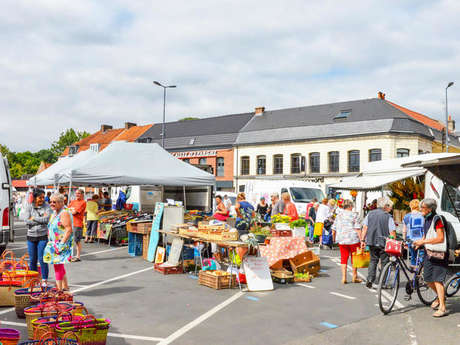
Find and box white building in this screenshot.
[234,94,460,193]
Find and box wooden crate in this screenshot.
[271,229,292,237]
[142,234,150,260]
[154,263,184,275]
[198,271,236,289]
[289,251,320,276]
[127,222,152,235]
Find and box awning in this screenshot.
[330,169,425,191]
[402,154,460,187]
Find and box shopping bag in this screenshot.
[385,238,403,257]
[313,223,323,237]
[352,248,370,268]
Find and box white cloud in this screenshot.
[1,0,459,151]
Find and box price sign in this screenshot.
[242,256,274,291]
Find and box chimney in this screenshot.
[124,122,137,129]
[377,91,386,100]
[100,124,113,133]
[255,106,265,115]
[448,115,455,132]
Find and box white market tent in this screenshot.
[330,153,455,191]
[57,141,216,187]
[27,150,98,187]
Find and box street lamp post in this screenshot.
[445,81,454,152]
[153,81,176,148]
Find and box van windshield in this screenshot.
[441,184,460,218]
[289,187,324,203]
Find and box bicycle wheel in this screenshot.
[415,262,437,305]
[378,261,400,314]
[445,274,460,298]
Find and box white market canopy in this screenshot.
[28,150,98,186]
[330,153,455,191]
[57,141,216,187]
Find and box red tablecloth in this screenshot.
[259,237,308,267]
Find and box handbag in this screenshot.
[425,215,446,260]
[352,248,370,268]
[385,238,403,257]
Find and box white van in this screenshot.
[240,180,325,216]
[1,155,13,253]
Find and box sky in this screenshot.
[1,0,459,152]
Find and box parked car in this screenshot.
[0,155,13,255]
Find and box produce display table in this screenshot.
[259,237,308,267]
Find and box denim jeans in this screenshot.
[408,244,425,267]
[27,239,49,280]
[308,224,314,242]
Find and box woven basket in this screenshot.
[14,279,53,318]
[18,331,78,345]
[32,313,85,340]
[0,272,24,307]
[24,302,73,339]
[0,328,20,345]
[56,315,110,345]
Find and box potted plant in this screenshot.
[250,226,272,243]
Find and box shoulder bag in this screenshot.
[425,216,446,260]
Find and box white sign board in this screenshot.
[242,257,274,291]
[167,238,184,266]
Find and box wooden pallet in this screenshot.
[198,271,236,289]
[154,263,184,275]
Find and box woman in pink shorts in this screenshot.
[332,199,362,284]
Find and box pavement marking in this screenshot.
[296,283,316,289]
[0,307,15,315]
[320,322,338,329]
[187,275,198,280]
[329,292,356,300]
[68,284,89,288]
[0,321,165,342]
[9,246,28,251]
[245,296,259,301]
[407,315,418,345]
[80,246,126,257]
[157,291,244,345]
[72,266,153,294]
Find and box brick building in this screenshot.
[137,113,253,191]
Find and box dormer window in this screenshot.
[90,143,100,153]
[189,138,196,145]
[69,145,79,155]
[334,110,351,120]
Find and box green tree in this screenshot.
[179,117,200,121]
[50,128,90,156]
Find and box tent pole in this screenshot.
[68,178,72,206]
[183,186,186,209]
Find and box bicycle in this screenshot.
[378,239,437,314]
[445,272,460,297]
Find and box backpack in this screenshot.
[437,215,459,263]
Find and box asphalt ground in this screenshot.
[3,220,459,345]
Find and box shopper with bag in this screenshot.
[332,199,362,284]
[21,188,51,287]
[361,197,396,289]
[413,198,448,317]
[43,193,74,291]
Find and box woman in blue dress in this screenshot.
[43,193,74,291]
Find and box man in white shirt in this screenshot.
[223,195,232,211]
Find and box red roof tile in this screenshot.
[12,180,28,188]
[113,124,153,142]
[386,100,445,132]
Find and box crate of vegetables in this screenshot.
[198,270,236,289]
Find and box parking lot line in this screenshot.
[330,292,356,300]
[72,266,153,294]
[80,246,126,257]
[0,307,15,315]
[296,283,316,289]
[158,291,244,345]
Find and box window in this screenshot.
[199,158,207,165]
[216,157,224,177]
[334,109,352,120]
[441,184,460,217]
[90,143,100,153]
[291,154,301,174]
[348,150,360,172]
[183,158,190,164]
[273,155,283,174]
[309,152,320,173]
[396,148,410,158]
[241,156,250,175]
[69,145,79,155]
[257,155,266,175]
[328,151,339,172]
[369,149,382,162]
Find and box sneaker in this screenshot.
[366,281,373,289]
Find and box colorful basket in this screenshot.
[24,302,73,339]
[32,313,85,340]
[18,331,78,345]
[14,279,54,318]
[56,315,110,345]
[0,272,24,307]
[0,328,20,345]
